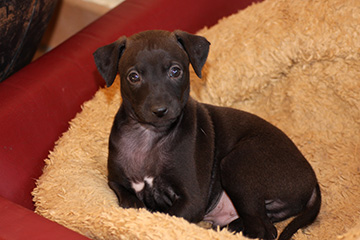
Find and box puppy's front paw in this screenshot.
[108,181,145,209]
[120,195,145,209]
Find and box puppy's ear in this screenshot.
[174,30,210,78]
[93,36,126,87]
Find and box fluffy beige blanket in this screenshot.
[33,0,360,239]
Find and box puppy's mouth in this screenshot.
[131,110,181,132]
[146,116,181,131]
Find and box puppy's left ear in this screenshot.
[174,30,210,78]
[93,36,127,87]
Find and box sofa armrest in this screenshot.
[0,196,89,240]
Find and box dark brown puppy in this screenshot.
[93,30,321,240]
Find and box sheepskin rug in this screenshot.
[32,0,360,239]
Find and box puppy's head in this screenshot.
[93,30,210,129]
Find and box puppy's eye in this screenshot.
[128,71,140,83]
[169,66,182,79]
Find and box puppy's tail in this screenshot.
[278,184,321,240]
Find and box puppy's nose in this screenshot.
[152,107,168,118]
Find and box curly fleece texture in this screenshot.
[33,0,360,239]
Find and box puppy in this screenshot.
[93,30,321,240]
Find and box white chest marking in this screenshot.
[131,181,145,193]
[144,176,154,187]
[131,176,154,193]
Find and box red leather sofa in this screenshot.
[0,0,259,238]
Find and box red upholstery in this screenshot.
[0,0,260,238]
[0,196,89,240]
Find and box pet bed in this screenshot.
[33,0,360,239]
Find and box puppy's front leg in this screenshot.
[167,190,204,223]
[109,181,144,209]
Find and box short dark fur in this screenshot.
[93,30,321,240]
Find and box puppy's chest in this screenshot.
[118,126,167,182]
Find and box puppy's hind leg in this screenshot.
[226,218,244,233]
[226,197,277,239]
[220,148,277,239]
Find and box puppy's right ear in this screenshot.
[93,36,126,87]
